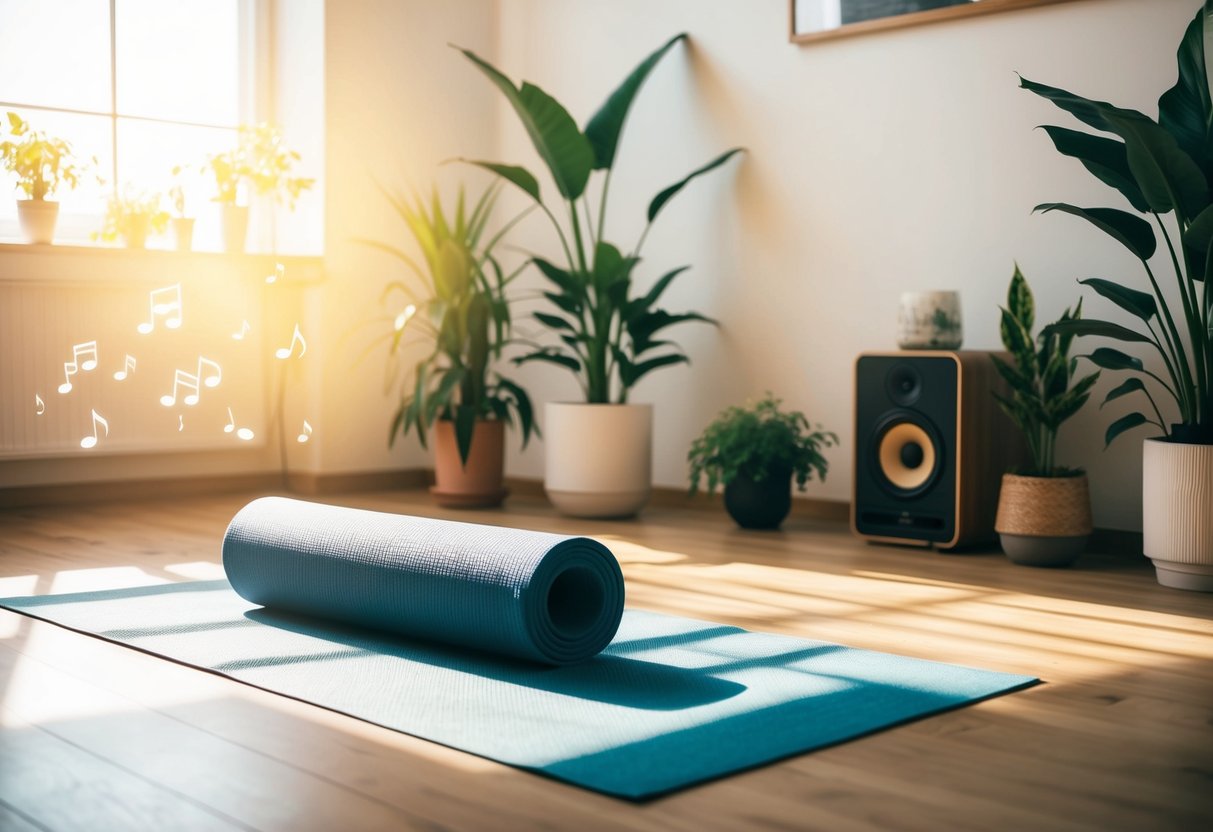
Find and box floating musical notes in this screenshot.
[266,262,284,284]
[224,407,254,441]
[58,340,99,394]
[394,304,417,331]
[275,324,307,360]
[161,368,201,407]
[35,393,45,415]
[178,414,185,432]
[297,419,313,444]
[81,409,109,449]
[197,356,222,389]
[232,319,251,340]
[113,354,137,381]
[137,284,183,334]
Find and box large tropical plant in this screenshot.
[454,34,743,403]
[364,183,535,465]
[1022,5,1212,447]
[991,265,1100,476]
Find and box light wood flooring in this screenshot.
[0,489,1210,831]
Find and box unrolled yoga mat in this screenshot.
[0,501,1038,800]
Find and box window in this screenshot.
[0,0,266,250]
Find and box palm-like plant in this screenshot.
[1022,6,1212,447]
[365,184,535,465]
[453,34,743,404]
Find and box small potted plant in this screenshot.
[94,186,170,249]
[168,165,195,251]
[688,394,836,529]
[365,182,535,508]
[1,111,84,244]
[990,265,1100,567]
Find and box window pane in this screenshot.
[0,0,112,112]
[115,0,242,125]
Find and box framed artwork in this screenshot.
[789,0,1092,44]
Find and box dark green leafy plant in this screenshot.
[991,265,1100,476]
[687,394,837,495]
[454,34,743,403]
[1022,5,1212,446]
[363,183,535,465]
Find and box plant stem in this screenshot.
[1157,214,1205,424]
[1142,254,1194,422]
[597,170,612,243]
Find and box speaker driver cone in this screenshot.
[873,416,941,495]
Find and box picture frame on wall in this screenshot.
[789,0,1091,44]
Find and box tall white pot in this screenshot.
[544,402,652,518]
[1143,438,1213,591]
[17,199,59,244]
[221,203,249,253]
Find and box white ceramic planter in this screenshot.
[221,204,249,253]
[1143,438,1213,591]
[897,290,963,350]
[544,402,652,518]
[16,199,59,244]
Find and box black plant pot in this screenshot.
[723,471,792,530]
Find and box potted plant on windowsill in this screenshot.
[1,111,84,244]
[455,33,743,518]
[168,165,195,251]
[688,394,836,530]
[364,182,536,508]
[94,187,170,249]
[990,265,1100,567]
[1022,6,1213,590]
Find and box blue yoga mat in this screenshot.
[0,500,1038,799]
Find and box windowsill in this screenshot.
[0,240,326,286]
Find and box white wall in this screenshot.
[483,0,1199,531]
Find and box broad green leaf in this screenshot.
[1103,110,1210,219]
[534,311,575,331]
[457,159,541,202]
[647,148,744,223]
[495,376,535,446]
[454,405,478,466]
[1007,264,1034,331]
[1048,372,1100,427]
[624,352,689,387]
[533,257,582,293]
[990,353,1036,398]
[626,265,691,321]
[425,367,467,425]
[1077,277,1157,320]
[1104,411,1150,447]
[543,290,582,315]
[514,349,582,372]
[1083,346,1145,371]
[1018,75,1140,134]
[999,307,1035,374]
[1158,9,1213,173]
[1038,125,1149,212]
[584,34,686,170]
[591,241,635,292]
[1047,318,1151,344]
[1034,203,1156,260]
[1184,202,1213,280]
[457,48,594,199]
[1101,376,1148,407]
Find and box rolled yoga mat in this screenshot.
[222,497,625,665]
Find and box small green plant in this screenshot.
[94,187,170,246]
[206,123,314,207]
[687,394,837,495]
[364,182,535,465]
[168,165,189,218]
[991,265,1100,477]
[0,111,83,200]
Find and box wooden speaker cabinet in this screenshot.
[852,351,1025,550]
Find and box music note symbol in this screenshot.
[224,407,254,440]
[160,368,201,407]
[266,262,284,284]
[80,409,109,449]
[296,419,313,444]
[196,356,222,389]
[275,324,307,360]
[35,393,45,415]
[137,284,183,334]
[58,341,99,394]
[113,354,137,381]
[178,414,185,432]
[232,320,251,340]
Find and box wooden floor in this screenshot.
[0,489,1209,831]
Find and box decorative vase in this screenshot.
[544,402,652,518]
[431,418,507,508]
[897,290,963,350]
[123,215,151,249]
[724,468,792,530]
[172,217,195,251]
[994,473,1092,567]
[221,203,249,253]
[16,199,59,245]
[1143,438,1213,591]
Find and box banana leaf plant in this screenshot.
[1023,5,1213,447]
[362,183,535,465]
[991,265,1100,476]
[453,34,743,404]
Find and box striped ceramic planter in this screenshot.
[1143,438,1213,592]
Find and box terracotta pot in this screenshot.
[431,418,507,508]
[172,217,195,251]
[1143,438,1213,591]
[17,199,59,244]
[544,402,652,518]
[221,203,249,253]
[724,468,792,530]
[994,473,1092,567]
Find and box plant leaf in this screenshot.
[1083,346,1145,372]
[1184,202,1213,280]
[647,148,744,223]
[1158,9,1213,175]
[1047,318,1152,344]
[1038,125,1150,212]
[1019,75,1140,134]
[1077,277,1157,320]
[514,349,582,372]
[1007,263,1034,332]
[1104,411,1149,447]
[626,352,689,387]
[534,311,575,331]
[1034,203,1157,260]
[1103,110,1210,219]
[454,405,477,466]
[456,159,541,202]
[584,34,686,170]
[1102,376,1148,407]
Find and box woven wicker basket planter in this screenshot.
[994,473,1092,567]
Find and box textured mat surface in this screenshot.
[0,581,1038,799]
